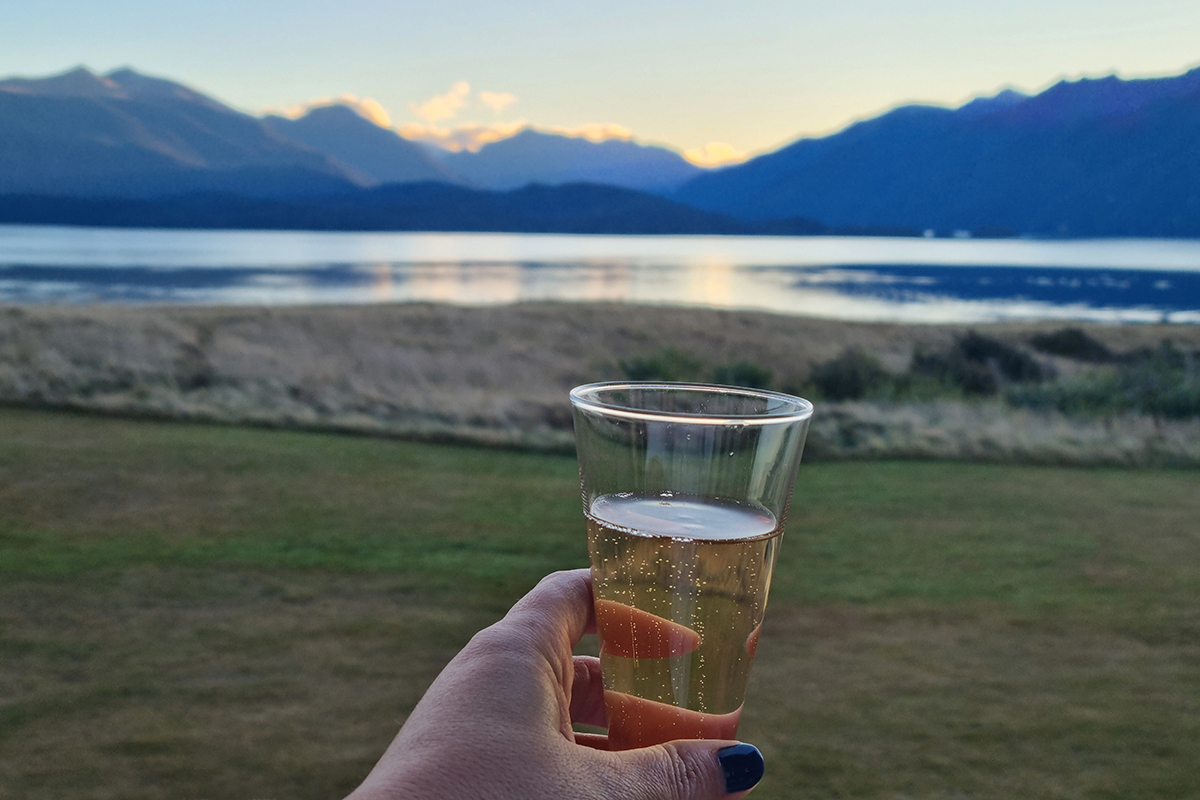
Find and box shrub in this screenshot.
[1008,341,1200,419]
[1030,328,1115,362]
[911,347,997,395]
[710,361,773,390]
[807,349,891,401]
[619,347,705,382]
[912,332,1047,395]
[1118,341,1200,417]
[957,331,1046,382]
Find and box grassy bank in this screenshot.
[1,408,1198,799]
[3,302,1199,465]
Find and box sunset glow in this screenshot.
[268,94,393,127]
[409,80,471,123]
[682,142,748,167]
[396,120,529,152]
[5,0,1200,169]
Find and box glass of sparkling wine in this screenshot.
[570,382,813,750]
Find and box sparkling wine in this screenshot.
[586,492,783,749]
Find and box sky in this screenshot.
[3,0,1200,164]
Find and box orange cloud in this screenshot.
[546,123,633,142]
[398,120,529,152]
[399,120,669,153]
[682,141,748,167]
[478,91,518,114]
[410,81,471,123]
[266,94,392,127]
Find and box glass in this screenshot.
[570,382,813,749]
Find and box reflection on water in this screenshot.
[1,225,1199,324]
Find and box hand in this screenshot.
[347,569,765,800]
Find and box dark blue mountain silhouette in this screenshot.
[263,105,459,186]
[6,63,1200,237]
[676,66,1200,237]
[0,66,363,198]
[439,129,702,193]
[0,182,763,234]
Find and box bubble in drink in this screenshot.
[586,492,782,750]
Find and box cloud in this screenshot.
[400,120,654,153]
[398,120,529,152]
[682,141,748,167]
[400,120,644,152]
[546,123,633,142]
[265,94,392,127]
[478,91,518,114]
[410,81,471,123]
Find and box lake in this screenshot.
[2,224,1199,324]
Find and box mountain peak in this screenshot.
[0,65,123,98]
[442,127,701,192]
[101,67,228,111]
[1007,65,1200,125]
[956,88,1029,118]
[263,104,458,186]
[0,65,229,113]
[297,103,374,126]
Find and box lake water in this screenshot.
[2,224,1199,324]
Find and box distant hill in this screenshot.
[6,63,1200,237]
[0,182,774,234]
[439,129,703,193]
[0,66,364,199]
[675,66,1200,237]
[263,105,460,186]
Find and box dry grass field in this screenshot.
[2,408,1198,799]
[2,302,1199,464]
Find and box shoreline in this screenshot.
[11,219,1200,241]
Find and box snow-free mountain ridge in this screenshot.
[0,66,363,198]
[438,128,702,193]
[4,63,1200,236]
[675,65,1200,236]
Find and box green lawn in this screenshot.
[1,408,1198,799]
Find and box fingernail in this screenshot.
[718,743,764,793]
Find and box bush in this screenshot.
[958,331,1046,382]
[1118,341,1200,417]
[911,348,997,395]
[1008,340,1200,419]
[619,347,705,382]
[1030,328,1115,362]
[710,361,773,390]
[912,332,1047,395]
[808,349,892,400]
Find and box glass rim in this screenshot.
[569,381,814,426]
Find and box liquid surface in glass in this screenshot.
[586,492,782,749]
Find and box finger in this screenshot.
[499,569,595,664]
[410,570,593,730]
[574,732,610,750]
[598,740,765,800]
[569,655,608,728]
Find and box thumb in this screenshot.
[601,740,765,800]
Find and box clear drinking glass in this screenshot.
[570,382,813,750]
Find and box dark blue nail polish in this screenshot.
[718,743,764,793]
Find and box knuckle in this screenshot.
[461,624,529,664]
[662,745,713,800]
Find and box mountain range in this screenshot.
[675,67,1200,237]
[262,104,455,186]
[0,183,751,235]
[0,67,361,199]
[2,63,1200,236]
[438,129,702,193]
